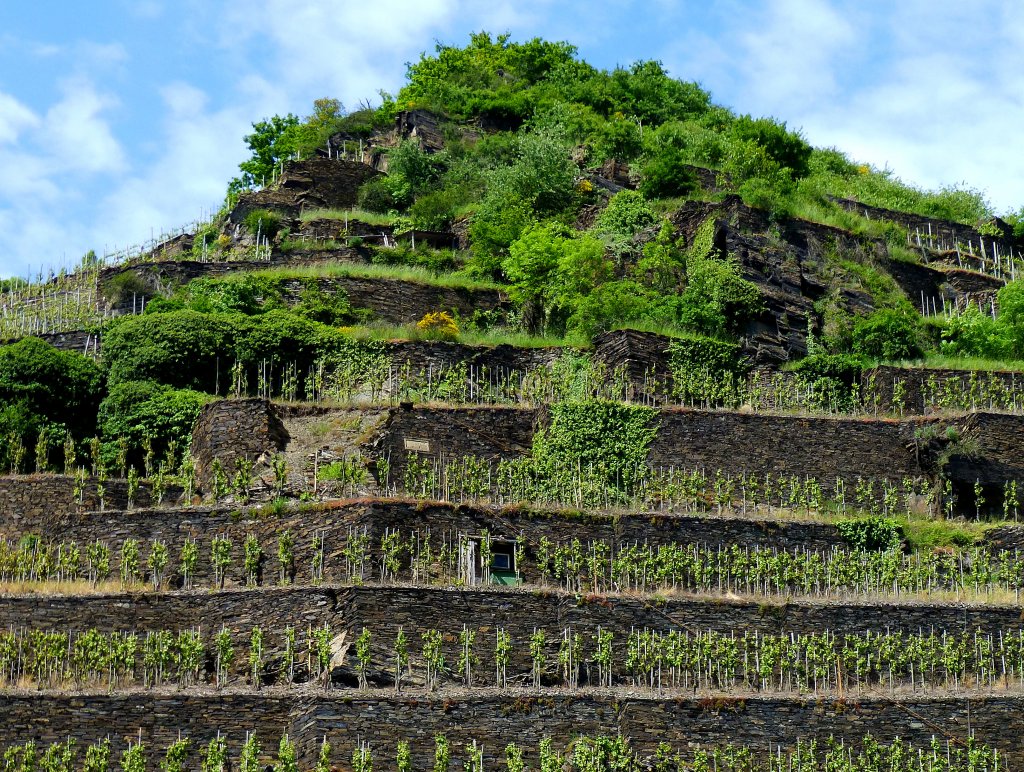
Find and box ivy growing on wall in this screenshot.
[530,400,658,503]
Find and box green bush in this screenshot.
[102,271,151,305]
[484,128,578,216]
[243,209,283,240]
[789,352,866,410]
[357,177,401,213]
[409,188,461,230]
[638,149,698,199]
[593,190,656,246]
[836,517,904,551]
[531,400,658,502]
[940,308,1016,360]
[0,337,104,440]
[183,275,283,315]
[103,309,374,394]
[678,253,763,337]
[667,335,745,376]
[852,310,925,361]
[729,115,812,178]
[293,281,363,326]
[97,381,214,471]
[467,196,535,278]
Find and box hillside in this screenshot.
[0,31,1023,771]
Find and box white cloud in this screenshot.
[92,83,250,252]
[666,0,1024,211]
[42,79,126,174]
[0,93,39,145]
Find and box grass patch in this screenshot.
[882,354,1024,373]
[900,517,988,550]
[346,321,575,348]
[298,207,398,226]
[790,196,908,246]
[204,262,504,291]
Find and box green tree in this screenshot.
[229,114,301,193]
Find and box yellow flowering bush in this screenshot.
[416,311,459,339]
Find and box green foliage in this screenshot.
[940,281,1024,360]
[104,309,385,394]
[531,400,658,502]
[409,187,464,230]
[467,196,535,277]
[730,115,812,178]
[852,310,925,361]
[638,148,698,199]
[293,281,362,326]
[97,381,213,471]
[592,190,656,249]
[484,128,579,216]
[182,275,283,315]
[242,209,283,240]
[503,223,610,335]
[102,271,151,306]
[357,176,402,214]
[668,335,745,376]
[229,114,301,193]
[836,517,905,551]
[0,338,104,465]
[788,353,866,410]
[399,32,579,121]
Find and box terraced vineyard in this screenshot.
[3,33,1024,772]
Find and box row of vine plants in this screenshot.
[0,733,1005,772]
[4,530,1024,601]
[5,622,1024,695]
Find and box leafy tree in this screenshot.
[399,32,578,121]
[485,128,578,215]
[593,190,657,250]
[503,224,610,333]
[678,254,763,337]
[229,114,301,193]
[638,147,698,199]
[467,196,535,277]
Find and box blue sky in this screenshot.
[0,0,1021,278]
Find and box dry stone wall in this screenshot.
[865,366,1024,413]
[649,409,923,486]
[3,692,1019,767]
[102,259,507,325]
[191,398,289,488]
[373,406,540,483]
[829,196,1016,253]
[0,496,853,589]
[0,475,180,534]
[294,694,1024,768]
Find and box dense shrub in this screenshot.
[789,352,867,410]
[357,176,402,213]
[940,279,1024,360]
[0,338,104,440]
[242,209,282,240]
[729,115,812,178]
[103,309,367,394]
[97,380,213,470]
[531,400,658,501]
[836,517,905,551]
[638,148,698,199]
[852,309,925,361]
